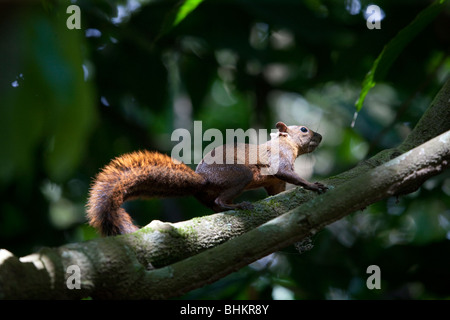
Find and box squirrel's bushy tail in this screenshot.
[86,150,205,236]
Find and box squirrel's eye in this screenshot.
[300,127,308,133]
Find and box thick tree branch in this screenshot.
[133,129,450,299]
[0,80,449,299]
[402,78,450,151]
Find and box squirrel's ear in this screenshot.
[276,122,288,132]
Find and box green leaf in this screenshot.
[355,0,448,111]
[173,0,205,27]
[158,0,206,40]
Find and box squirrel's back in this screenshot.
[86,150,205,236]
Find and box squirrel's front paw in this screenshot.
[306,182,327,194]
[313,182,328,194]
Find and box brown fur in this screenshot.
[86,151,205,236]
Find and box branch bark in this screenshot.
[1,80,449,300]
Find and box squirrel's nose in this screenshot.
[313,132,322,143]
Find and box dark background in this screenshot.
[1,0,449,299]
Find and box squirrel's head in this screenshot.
[274,122,322,154]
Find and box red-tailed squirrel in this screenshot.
[87,122,327,236]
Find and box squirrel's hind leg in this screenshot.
[198,164,254,212]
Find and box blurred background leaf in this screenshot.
[0,4,96,182]
[355,0,448,111]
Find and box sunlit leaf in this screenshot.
[173,0,205,27]
[158,0,205,40]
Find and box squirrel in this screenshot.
[86,122,327,236]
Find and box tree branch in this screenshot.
[136,129,450,299]
[1,80,449,299]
